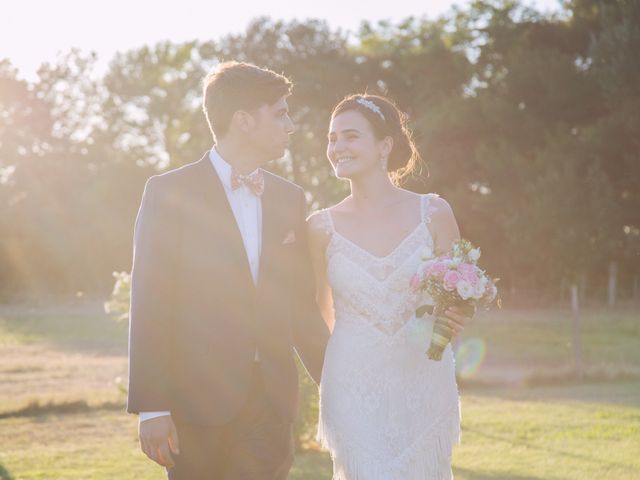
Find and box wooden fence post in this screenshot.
[608,261,617,308]
[571,285,584,381]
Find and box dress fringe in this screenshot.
[317,404,460,480]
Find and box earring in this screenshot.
[381,156,388,171]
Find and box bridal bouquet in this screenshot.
[410,239,499,361]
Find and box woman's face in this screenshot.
[327,109,389,181]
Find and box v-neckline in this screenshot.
[329,215,426,261]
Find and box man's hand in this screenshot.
[444,305,474,336]
[139,415,180,468]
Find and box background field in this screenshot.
[1,302,638,480]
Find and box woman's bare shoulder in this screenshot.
[306,210,330,235]
[427,193,455,221]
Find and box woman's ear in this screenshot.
[380,135,394,158]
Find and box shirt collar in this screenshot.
[209,147,233,190]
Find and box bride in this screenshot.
[307,94,472,479]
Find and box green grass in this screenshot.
[0,408,332,480]
[460,307,640,383]
[0,306,128,414]
[1,382,637,479]
[0,304,128,352]
[0,303,638,479]
[453,381,640,479]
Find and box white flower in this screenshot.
[456,280,474,300]
[473,282,486,299]
[450,257,461,268]
[421,246,435,260]
[468,248,481,263]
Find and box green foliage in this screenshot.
[103,271,131,322]
[0,1,638,301]
[295,357,321,451]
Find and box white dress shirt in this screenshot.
[140,147,263,423]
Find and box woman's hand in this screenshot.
[444,305,473,336]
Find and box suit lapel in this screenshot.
[193,154,255,290]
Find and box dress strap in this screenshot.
[420,193,439,224]
[316,208,335,236]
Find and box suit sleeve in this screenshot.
[290,188,330,385]
[127,177,177,414]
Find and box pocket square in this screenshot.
[282,230,297,245]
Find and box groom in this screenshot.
[127,61,330,479]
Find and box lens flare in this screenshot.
[455,338,486,379]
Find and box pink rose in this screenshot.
[459,264,479,286]
[458,263,475,275]
[429,261,448,279]
[443,270,462,291]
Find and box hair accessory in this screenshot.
[356,98,385,121]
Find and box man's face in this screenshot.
[247,95,294,162]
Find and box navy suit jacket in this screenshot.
[127,153,329,426]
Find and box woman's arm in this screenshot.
[430,196,461,256]
[429,196,472,335]
[306,212,336,333]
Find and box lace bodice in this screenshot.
[318,194,438,336]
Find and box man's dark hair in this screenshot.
[203,61,293,140]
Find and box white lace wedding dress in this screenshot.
[316,194,460,480]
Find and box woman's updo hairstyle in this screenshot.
[331,94,421,184]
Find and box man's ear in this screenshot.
[230,110,255,134]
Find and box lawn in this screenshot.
[0,302,638,479]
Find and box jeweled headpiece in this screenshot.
[356,98,385,121]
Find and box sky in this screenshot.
[1,0,561,80]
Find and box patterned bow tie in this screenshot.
[230,168,265,196]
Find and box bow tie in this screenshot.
[230,168,265,196]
